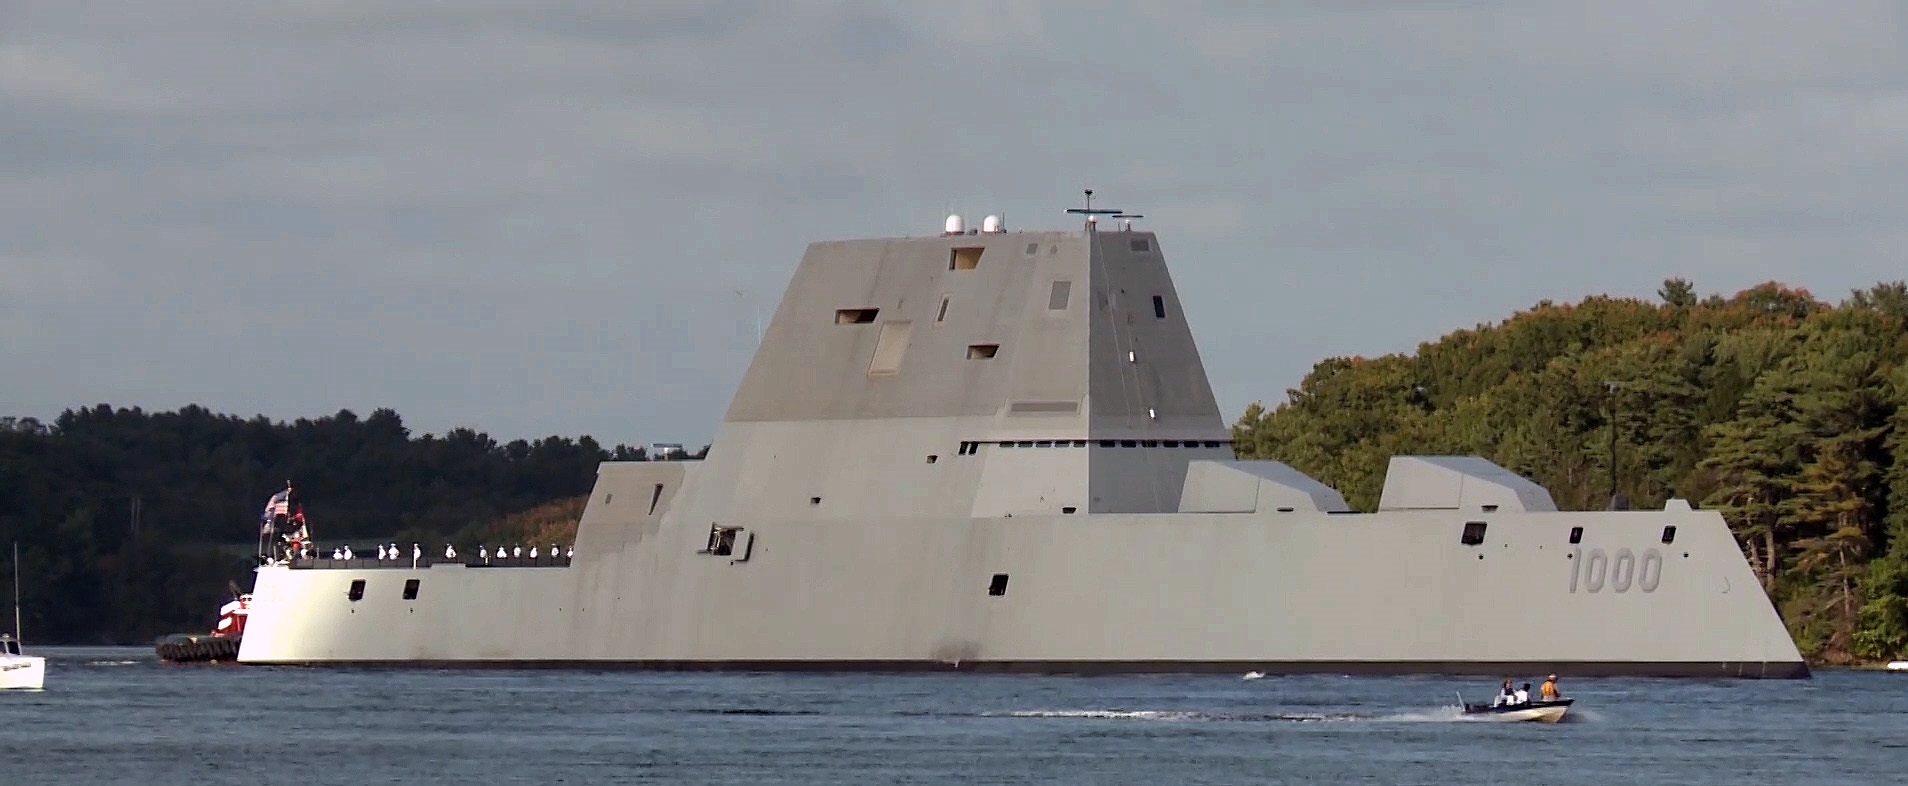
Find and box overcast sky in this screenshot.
[5,1,1907,445]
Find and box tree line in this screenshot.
[1232,278,1908,664]
[0,404,702,643]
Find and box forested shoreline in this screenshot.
[0,405,698,643]
[1233,279,1908,665]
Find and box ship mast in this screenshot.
[10,541,20,643]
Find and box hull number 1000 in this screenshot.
[1568,547,1662,594]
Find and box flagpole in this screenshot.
[12,541,21,643]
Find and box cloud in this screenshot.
[5,1,1908,443]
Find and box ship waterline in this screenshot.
[238,211,1808,678]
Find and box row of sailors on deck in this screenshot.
[311,544,577,561]
[475,545,573,561]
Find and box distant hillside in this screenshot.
[0,405,702,643]
[458,495,586,553]
[1232,278,1908,665]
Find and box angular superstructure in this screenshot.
[237,206,1808,677]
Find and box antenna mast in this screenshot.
[1064,188,1122,230]
[11,541,20,643]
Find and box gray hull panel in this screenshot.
[236,659,1807,679]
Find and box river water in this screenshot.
[2,646,1903,785]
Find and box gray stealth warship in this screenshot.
[237,202,1808,678]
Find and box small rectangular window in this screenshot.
[1048,280,1072,310]
[1461,521,1487,546]
[950,247,984,270]
[1152,295,1167,319]
[704,525,740,557]
[1025,242,1039,255]
[1569,526,1583,544]
[1661,525,1677,544]
[868,321,914,376]
[1130,238,1151,252]
[649,483,663,515]
[834,307,879,324]
[402,579,420,600]
[967,343,999,359]
[347,579,366,601]
[988,573,1009,596]
[936,297,950,322]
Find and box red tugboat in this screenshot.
[156,481,306,664]
[155,590,248,664]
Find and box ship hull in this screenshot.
[229,658,1805,678]
[237,490,1808,678]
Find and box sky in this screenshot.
[6,1,1908,445]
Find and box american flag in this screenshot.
[258,489,291,533]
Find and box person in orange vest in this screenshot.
[1540,674,1562,701]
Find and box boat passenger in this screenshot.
[530,546,539,559]
[479,546,488,562]
[1513,683,1531,705]
[566,545,574,559]
[513,545,522,558]
[445,544,456,559]
[377,545,388,560]
[1540,675,1560,700]
[1491,678,1515,707]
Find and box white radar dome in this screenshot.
[982,215,1003,233]
[944,214,965,235]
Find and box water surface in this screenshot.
[3,646,1902,785]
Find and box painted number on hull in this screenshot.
[1569,547,1662,594]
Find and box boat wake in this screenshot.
[988,707,1480,724]
[85,660,140,667]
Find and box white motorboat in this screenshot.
[1461,697,1573,722]
[1885,661,1908,671]
[0,634,44,690]
[2,543,44,690]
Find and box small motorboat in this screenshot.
[1885,661,1908,671]
[2,543,45,691]
[0,634,45,691]
[1461,697,1574,723]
